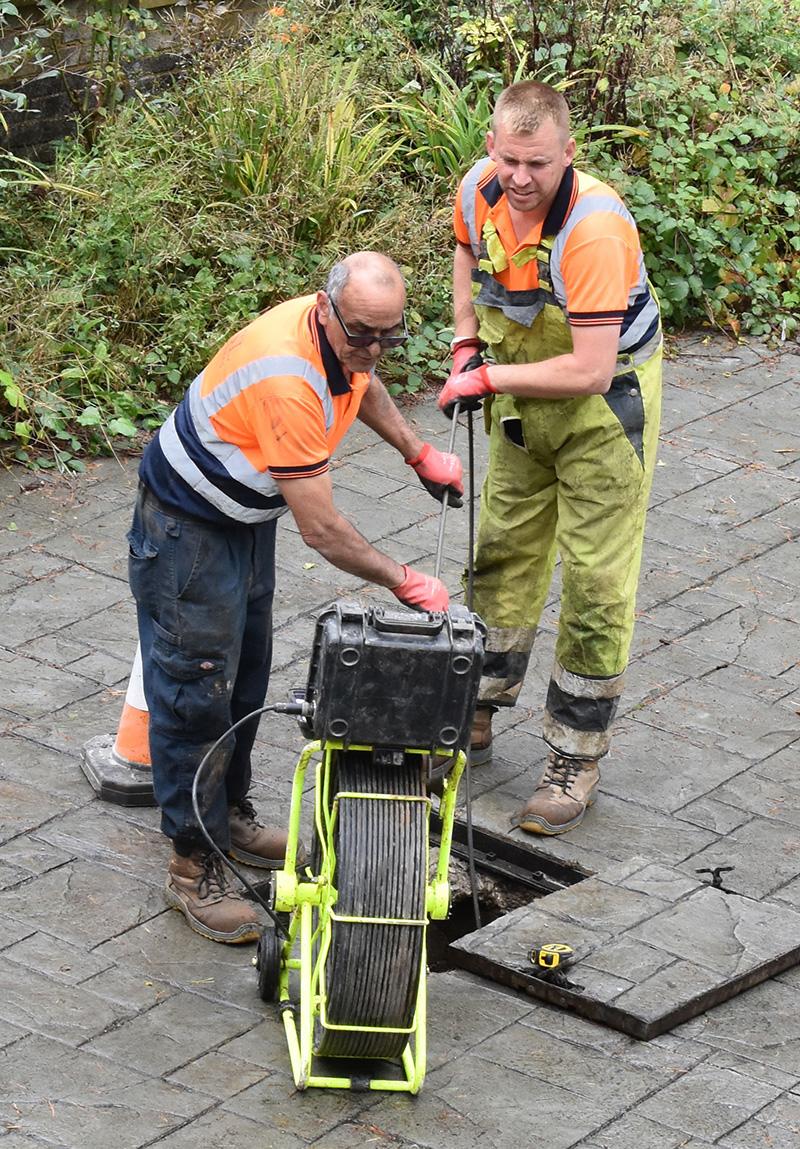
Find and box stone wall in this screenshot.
[1,1,260,158]
[2,54,190,156]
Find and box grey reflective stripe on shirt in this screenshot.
[186,376,261,490]
[549,190,634,311]
[559,189,633,235]
[197,355,334,429]
[160,350,335,522]
[460,159,493,256]
[158,410,288,523]
[178,354,335,503]
[617,274,661,357]
[188,380,288,494]
[550,193,661,355]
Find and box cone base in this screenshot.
[81,734,157,807]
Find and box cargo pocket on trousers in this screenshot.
[150,625,224,683]
[602,371,645,465]
[150,623,228,729]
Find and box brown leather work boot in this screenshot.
[516,754,600,836]
[165,849,261,943]
[229,797,304,869]
[470,706,494,766]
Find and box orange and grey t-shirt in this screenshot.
[139,295,371,524]
[454,161,660,354]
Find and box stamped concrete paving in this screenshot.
[0,334,799,1148]
[453,858,800,1038]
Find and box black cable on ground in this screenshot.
[190,700,306,940]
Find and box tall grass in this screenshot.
[1,0,798,468]
[0,22,438,467]
[199,51,403,240]
[382,61,497,182]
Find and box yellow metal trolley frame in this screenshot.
[269,739,465,1093]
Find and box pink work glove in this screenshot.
[406,442,464,507]
[391,565,450,612]
[448,337,484,382]
[438,363,497,420]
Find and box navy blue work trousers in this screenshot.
[127,483,277,852]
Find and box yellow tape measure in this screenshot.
[529,942,574,970]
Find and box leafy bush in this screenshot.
[0,9,448,467]
[598,0,800,336]
[606,82,799,337]
[391,0,800,338]
[1,0,798,469]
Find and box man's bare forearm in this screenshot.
[277,473,405,587]
[357,375,424,460]
[486,324,621,397]
[300,509,404,587]
[453,243,479,340]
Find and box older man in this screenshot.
[440,81,662,836]
[129,252,462,942]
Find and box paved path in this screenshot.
[1,335,799,1148]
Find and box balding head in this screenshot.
[318,251,407,374]
[324,252,406,306]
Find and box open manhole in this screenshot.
[429,816,588,973]
[435,827,800,1040]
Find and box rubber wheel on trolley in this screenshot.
[314,748,427,1060]
[255,926,281,1003]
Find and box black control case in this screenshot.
[301,601,486,751]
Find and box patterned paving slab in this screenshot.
[450,857,800,1039]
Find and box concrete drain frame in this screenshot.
[433,818,800,1041]
[428,818,587,972]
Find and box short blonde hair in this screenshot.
[492,81,570,139]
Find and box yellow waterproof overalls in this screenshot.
[464,167,662,759]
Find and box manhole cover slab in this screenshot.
[450,858,800,1039]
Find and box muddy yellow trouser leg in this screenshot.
[472,349,662,759]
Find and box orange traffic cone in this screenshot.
[81,643,156,806]
[112,643,151,769]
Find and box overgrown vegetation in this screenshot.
[0,0,53,127]
[609,1,800,336]
[1,0,798,469]
[1,1,158,142]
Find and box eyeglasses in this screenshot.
[328,295,408,349]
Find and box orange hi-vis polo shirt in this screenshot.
[455,161,660,355]
[139,295,372,524]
